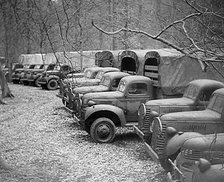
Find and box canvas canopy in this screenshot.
[18,54,45,65]
[44,51,100,71]
[142,48,224,96]
[118,49,154,75]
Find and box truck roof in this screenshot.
[188,79,224,88]
[103,72,129,79]
[121,75,152,84]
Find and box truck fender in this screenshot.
[166,132,203,156]
[46,75,59,82]
[85,104,126,126]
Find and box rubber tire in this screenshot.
[12,80,19,84]
[23,81,29,86]
[90,117,116,143]
[47,79,58,90]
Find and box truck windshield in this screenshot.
[100,76,110,87]
[85,70,92,78]
[117,80,126,92]
[207,94,224,114]
[183,84,199,100]
[34,65,41,69]
[47,64,55,71]
[95,71,104,80]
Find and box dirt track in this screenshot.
[0,83,165,182]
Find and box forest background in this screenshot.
[0,0,223,67]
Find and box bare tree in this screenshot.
[92,0,224,75]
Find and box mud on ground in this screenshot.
[0,83,166,182]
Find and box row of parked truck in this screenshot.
[5,48,224,182]
[55,48,224,182]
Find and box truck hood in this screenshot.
[46,70,60,75]
[76,79,101,87]
[73,85,108,94]
[145,97,193,106]
[166,132,203,156]
[83,91,123,101]
[64,77,88,84]
[161,109,220,121]
[183,133,224,151]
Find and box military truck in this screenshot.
[27,64,56,86]
[143,87,224,171]
[12,64,36,84]
[78,75,153,143]
[38,64,72,90]
[21,64,45,85]
[134,79,224,144]
[63,71,129,112]
[167,133,224,182]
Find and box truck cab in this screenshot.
[134,79,224,144]
[79,75,153,143]
[146,88,224,171]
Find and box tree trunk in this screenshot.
[0,63,13,103]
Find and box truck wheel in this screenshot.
[90,117,116,143]
[47,79,58,90]
[12,80,19,84]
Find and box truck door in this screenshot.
[125,82,151,122]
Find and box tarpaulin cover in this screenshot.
[95,51,116,67]
[18,54,45,65]
[44,51,100,71]
[143,48,224,95]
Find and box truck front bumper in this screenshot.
[134,125,159,162]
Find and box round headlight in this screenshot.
[88,100,96,107]
[166,127,178,138]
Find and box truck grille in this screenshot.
[140,108,152,133]
[151,120,167,156]
[182,149,202,161]
[182,148,224,162]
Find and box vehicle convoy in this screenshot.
[59,67,120,107]
[20,64,45,85]
[166,133,224,182]
[142,87,224,171]
[27,64,56,87]
[59,72,129,110]
[134,79,224,144]
[38,64,72,90]
[12,64,36,84]
[78,75,154,143]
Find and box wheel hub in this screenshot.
[97,124,110,138]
